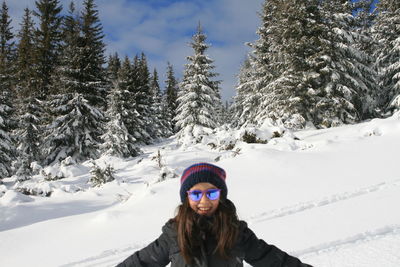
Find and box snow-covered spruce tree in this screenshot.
[312,0,371,127]
[132,53,155,143]
[107,52,121,85]
[0,1,16,90]
[0,0,16,180]
[0,88,15,180]
[0,91,14,180]
[101,56,141,158]
[218,100,232,126]
[164,62,179,132]
[80,0,107,107]
[373,0,400,114]
[33,0,62,100]
[150,68,172,138]
[118,55,149,144]
[234,0,282,129]
[15,8,36,99]
[42,93,104,165]
[14,98,43,180]
[246,0,372,129]
[175,24,221,141]
[247,0,319,129]
[101,80,140,158]
[14,8,43,179]
[352,0,379,118]
[232,56,259,128]
[52,2,81,95]
[42,1,106,165]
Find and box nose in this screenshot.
[199,193,211,204]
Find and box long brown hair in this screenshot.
[173,198,240,264]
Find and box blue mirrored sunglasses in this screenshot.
[187,189,221,202]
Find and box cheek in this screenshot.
[211,200,219,211]
[188,200,198,211]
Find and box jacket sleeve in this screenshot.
[115,232,170,267]
[239,223,313,267]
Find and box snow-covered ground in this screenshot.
[1,113,400,267]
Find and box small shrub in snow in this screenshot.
[42,170,65,181]
[272,131,283,138]
[242,131,268,144]
[0,184,7,197]
[89,162,115,187]
[157,166,178,183]
[15,182,53,197]
[150,151,178,183]
[224,142,235,150]
[207,142,217,149]
[231,148,242,157]
[151,150,165,169]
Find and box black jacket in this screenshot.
[116,219,312,267]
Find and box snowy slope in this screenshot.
[0,113,400,267]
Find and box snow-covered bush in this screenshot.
[15,181,54,197]
[150,150,178,183]
[89,162,115,187]
[157,166,178,183]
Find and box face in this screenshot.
[187,182,220,216]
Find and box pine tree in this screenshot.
[80,0,107,107]
[107,52,121,84]
[0,1,15,90]
[0,0,15,180]
[33,0,62,99]
[133,53,154,143]
[150,68,171,138]
[236,0,278,129]
[0,90,14,180]
[14,8,42,179]
[15,8,36,98]
[42,93,104,165]
[352,0,379,118]
[314,0,369,126]
[42,0,106,165]
[175,23,221,141]
[373,0,400,114]
[164,62,178,132]
[101,78,140,158]
[240,0,372,129]
[117,56,147,145]
[14,98,42,180]
[232,56,259,128]
[54,1,81,94]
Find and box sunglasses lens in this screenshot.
[188,190,203,201]
[206,189,220,200]
[187,189,221,201]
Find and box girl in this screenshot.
[117,163,312,267]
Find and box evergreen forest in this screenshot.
[0,0,399,182]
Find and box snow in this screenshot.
[1,115,400,267]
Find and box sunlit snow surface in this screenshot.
[1,113,400,267]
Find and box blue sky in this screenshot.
[8,0,265,101]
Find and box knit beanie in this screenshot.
[180,162,227,203]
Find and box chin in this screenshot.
[197,210,215,216]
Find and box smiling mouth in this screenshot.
[198,207,211,212]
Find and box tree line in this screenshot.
[1,0,399,182]
[232,0,399,129]
[0,0,184,181]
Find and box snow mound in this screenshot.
[0,190,34,205]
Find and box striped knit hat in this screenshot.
[180,162,227,203]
